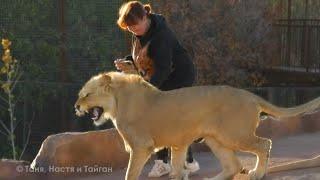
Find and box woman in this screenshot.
[114,1,199,178]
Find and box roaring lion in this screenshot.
[74,72,320,180]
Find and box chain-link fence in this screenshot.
[0,0,130,160]
[0,0,319,161]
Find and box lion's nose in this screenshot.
[75,105,80,110]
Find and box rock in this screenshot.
[0,159,31,179]
[30,128,128,176]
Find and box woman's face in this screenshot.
[127,16,149,36]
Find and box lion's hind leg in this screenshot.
[204,137,242,180]
[239,136,272,180]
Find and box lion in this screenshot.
[74,72,320,180]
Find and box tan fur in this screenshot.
[268,155,320,173]
[74,72,320,180]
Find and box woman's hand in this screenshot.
[114,59,137,74]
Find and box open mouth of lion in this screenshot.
[88,107,104,122]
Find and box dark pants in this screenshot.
[156,69,195,163]
[157,147,194,163]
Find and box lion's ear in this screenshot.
[100,74,112,85]
[100,74,119,90]
[99,74,113,91]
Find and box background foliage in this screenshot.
[0,0,128,160]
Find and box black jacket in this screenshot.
[125,13,195,91]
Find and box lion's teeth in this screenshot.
[93,109,99,116]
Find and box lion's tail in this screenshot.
[256,95,320,119]
[267,155,320,173]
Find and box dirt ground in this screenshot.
[68,132,320,180]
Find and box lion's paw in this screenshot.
[248,170,265,180]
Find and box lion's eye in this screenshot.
[85,93,91,98]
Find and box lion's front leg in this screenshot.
[125,148,151,180]
[170,146,189,180]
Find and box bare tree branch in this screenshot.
[13,118,21,132]
[0,128,8,136]
[12,103,21,132]
[0,95,9,104]
[11,72,23,91]
[19,123,31,160]
[14,63,20,76]
[19,112,34,160]
[0,119,10,134]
